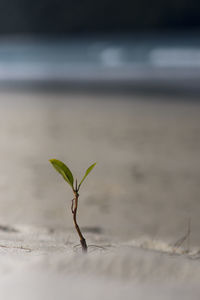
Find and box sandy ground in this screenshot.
[0,90,200,299]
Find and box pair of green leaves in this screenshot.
[49,159,96,191]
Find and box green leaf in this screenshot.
[78,163,96,189]
[49,159,74,189]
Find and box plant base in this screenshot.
[80,238,87,253]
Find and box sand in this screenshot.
[0,90,199,299]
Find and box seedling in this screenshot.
[49,159,96,253]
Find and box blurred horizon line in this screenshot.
[0,32,200,95]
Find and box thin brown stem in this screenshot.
[71,187,87,253]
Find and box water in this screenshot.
[0,33,200,92]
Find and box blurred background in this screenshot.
[0,0,199,248]
[0,0,200,92]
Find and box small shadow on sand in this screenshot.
[0,225,18,233]
[82,226,103,234]
[132,165,145,182]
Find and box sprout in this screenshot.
[49,159,96,253]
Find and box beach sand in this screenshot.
[0,90,199,299]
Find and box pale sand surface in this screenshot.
[0,91,199,298]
